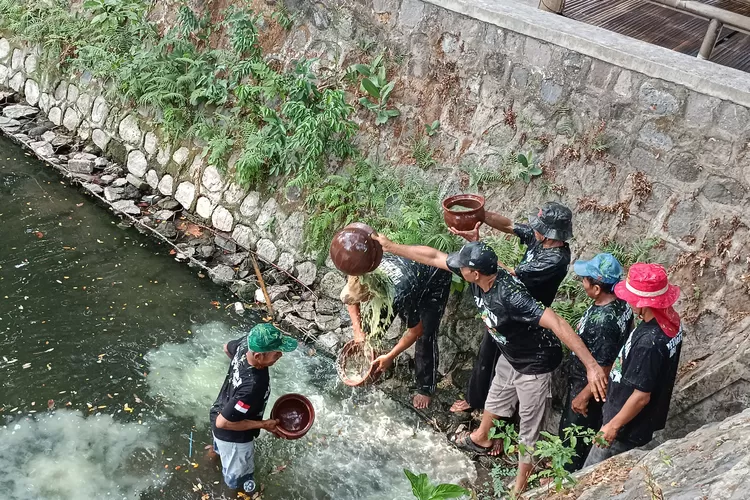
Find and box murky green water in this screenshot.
[0,135,475,499]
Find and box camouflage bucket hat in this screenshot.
[528,201,573,241]
[247,323,298,353]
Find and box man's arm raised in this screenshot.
[482,211,514,234]
[371,233,450,272]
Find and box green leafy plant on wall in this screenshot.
[425,120,441,136]
[306,159,460,259]
[0,1,358,189]
[404,469,470,500]
[350,54,401,125]
[599,237,661,269]
[552,274,591,328]
[511,152,543,183]
[412,137,437,169]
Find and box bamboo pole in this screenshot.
[250,253,274,317]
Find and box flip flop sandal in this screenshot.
[451,431,492,455]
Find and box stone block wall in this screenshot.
[3,0,750,438]
[271,0,750,437]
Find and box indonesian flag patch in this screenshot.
[234,401,250,414]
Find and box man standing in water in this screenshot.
[341,254,452,408]
[584,263,682,467]
[559,253,633,471]
[209,323,298,494]
[449,202,572,415]
[370,234,607,495]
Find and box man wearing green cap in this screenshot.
[209,323,298,494]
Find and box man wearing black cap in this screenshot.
[371,234,607,496]
[449,202,573,415]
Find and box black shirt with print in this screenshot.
[210,336,270,443]
[448,263,562,375]
[513,223,571,307]
[567,299,634,397]
[602,319,683,446]
[378,255,452,329]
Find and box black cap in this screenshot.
[528,201,573,241]
[446,241,498,276]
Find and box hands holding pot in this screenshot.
[448,221,482,242]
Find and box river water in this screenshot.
[0,135,475,499]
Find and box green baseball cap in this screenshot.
[246,323,298,353]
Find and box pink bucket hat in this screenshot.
[615,263,681,337]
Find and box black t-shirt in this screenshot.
[378,255,452,329]
[567,299,634,396]
[513,223,571,307]
[210,336,271,443]
[448,262,562,375]
[602,319,683,446]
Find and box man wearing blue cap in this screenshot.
[209,323,298,494]
[559,253,633,471]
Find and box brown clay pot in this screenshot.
[270,393,315,440]
[329,224,383,276]
[344,223,382,273]
[442,194,486,231]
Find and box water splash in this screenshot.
[0,410,160,500]
[145,321,476,499]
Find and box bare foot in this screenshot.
[489,439,504,456]
[450,399,471,413]
[413,393,431,409]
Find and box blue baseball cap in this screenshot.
[573,253,623,284]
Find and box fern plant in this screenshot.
[411,137,437,169]
[599,237,661,269]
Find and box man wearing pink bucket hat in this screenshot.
[583,263,683,468]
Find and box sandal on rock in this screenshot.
[451,431,492,455]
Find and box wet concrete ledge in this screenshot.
[427,0,750,108]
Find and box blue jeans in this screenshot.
[213,434,256,492]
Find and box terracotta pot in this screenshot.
[344,223,383,273]
[329,224,383,276]
[442,194,486,231]
[336,340,377,387]
[270,393,315,440]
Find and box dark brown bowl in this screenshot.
[345,223,383,273]
[330,225,383,276]
[442,194,486,231]
[270,393,315,440]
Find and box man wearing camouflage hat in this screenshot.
[449,201,573,416]
[209,323,298,494]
